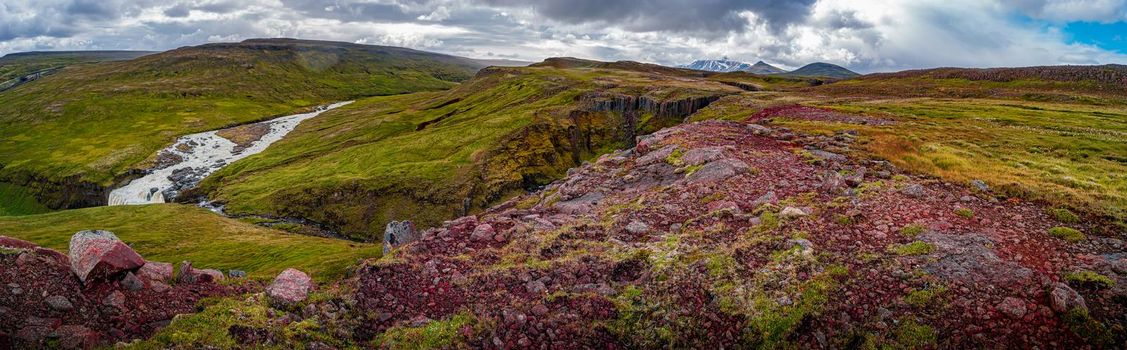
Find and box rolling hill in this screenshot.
[0,50,154,89]
[195,60,745,240]
[0,38,492,211]
[776,62,860,78]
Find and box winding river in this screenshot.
[108,101,352,206]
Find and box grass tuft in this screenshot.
[1048,227,1085,243]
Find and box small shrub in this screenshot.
[1050,208,1079,223]
[1048,227,1085,242]
[890,241,934,256]
[1064,270,1115,289]
[899,223,926,237]
[833,214,853,226]
[954,208,974,219]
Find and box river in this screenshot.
[108,101,352,205]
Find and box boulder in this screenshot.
[470,224,496,242]
[176,261,218,284]
[1049,282,1087,313]
[383,220,418,254]
[136,261,173,282]
[68,230,145,283]
[779,207,809,219]
[45,295,73,312]
[200,269,225,281]
[901,184,925,198]
[229,270,247,278]
[267,268,313,306]
[625,220,650,235]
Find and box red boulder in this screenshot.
[67,230,145,284]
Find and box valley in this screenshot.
[0,39,1125,349]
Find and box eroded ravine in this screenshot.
[108,101,352,205]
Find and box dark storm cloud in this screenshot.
[478,0,818,33]
[280,0,419,22]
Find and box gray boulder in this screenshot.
[383,220,418,255]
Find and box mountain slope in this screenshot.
[746,60,786,74]
[196,61,743,240]
[679,59,754,72]
[777,62,860,78]
[811,64,1127,100]
[0,38,489,209]
[0,50,153,87]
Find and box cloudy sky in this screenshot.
[2,0,1126,72]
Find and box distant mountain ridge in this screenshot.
[679,58,857,78]
[679,59,757,73]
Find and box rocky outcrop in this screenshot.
[68,230,145,284]
[336,120,1125,348]
[1,234,242,348]
[580,92,721,121]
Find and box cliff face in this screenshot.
[580,92,722,120]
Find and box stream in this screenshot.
[108,101,352,206]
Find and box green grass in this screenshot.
[1050,208,1080,223]
[0,183,50,216]
[1064,270,1116,289]
[0,204,380,281]
[130,292,357,349]
[955,208,975,219]
[899,223,926,237]
[198,65,738,239]
[375,312,474,349]
[0,39,483,209]
[0,50,152,83]
[762,98,1127,225]
[1048,226,1086,242]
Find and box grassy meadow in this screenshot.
[0,204,380,280]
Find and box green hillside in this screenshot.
[0,39,487,209]
[0,50,153,85]
[198,64,743,240]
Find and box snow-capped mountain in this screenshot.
[679,59,787,74]
[678,59,755,73]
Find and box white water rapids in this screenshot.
[108,101,352,205]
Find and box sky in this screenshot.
[1,0,1126,73]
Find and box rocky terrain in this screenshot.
[96,114,1122,348]
[0,230,314,348]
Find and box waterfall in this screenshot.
[107,101,353,206]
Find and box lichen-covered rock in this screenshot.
[383,220,418,254]
[67,230,144,284]
[267,268,313,306]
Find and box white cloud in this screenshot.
[0,0,1124,73]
